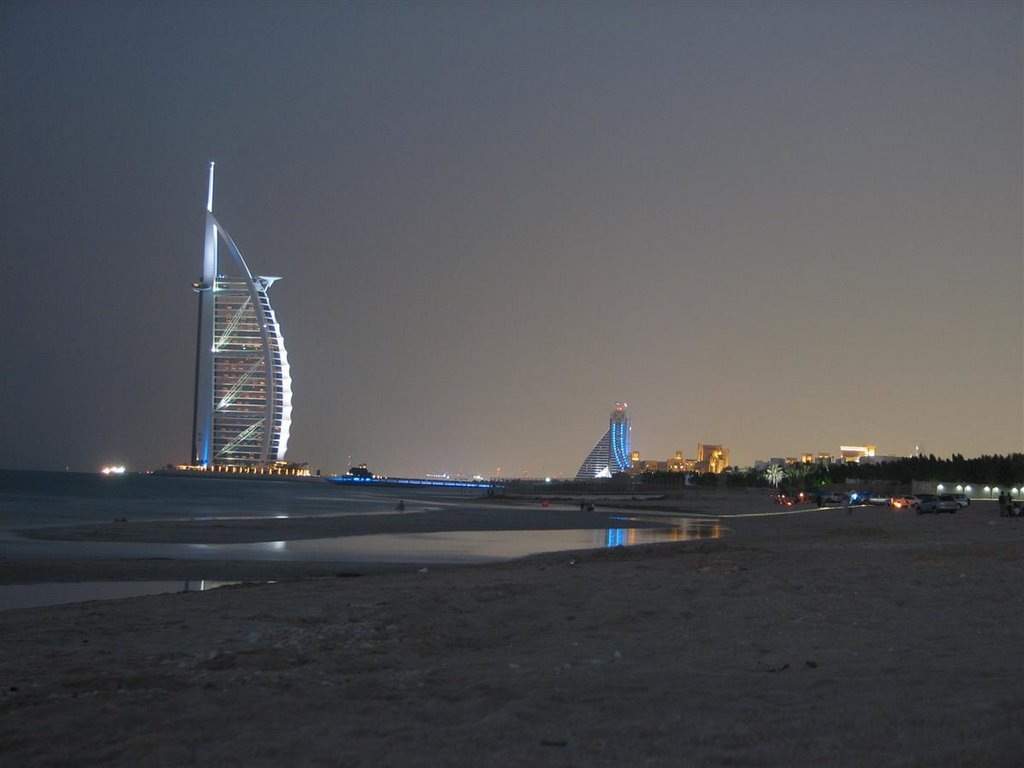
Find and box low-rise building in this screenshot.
[631,444,730,475]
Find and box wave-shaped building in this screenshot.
[575,402,632,479]
[191,163,292,467]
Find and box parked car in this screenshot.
[820,492,846,504]
[917,495,959,514]
[867,494,891,505]
[950,493,971,508]
[890,495,921,510]
[773,491,812,506]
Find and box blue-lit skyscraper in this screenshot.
[191,163,293,467]
[575,402,632,479]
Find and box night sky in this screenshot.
[2,1,1021,477]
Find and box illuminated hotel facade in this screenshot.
[575,403,633,479]
[191,163,292,467]
[630,443,731,475]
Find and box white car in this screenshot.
[917,495,959,514]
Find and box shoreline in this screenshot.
[1,496,740,587]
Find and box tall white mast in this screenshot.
[207,161,215,213]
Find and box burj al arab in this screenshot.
[191,163,292,468]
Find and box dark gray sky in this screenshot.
[2,1,1021,477]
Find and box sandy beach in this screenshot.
[1,496,1021,766]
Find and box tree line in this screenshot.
[712,453,1023,489]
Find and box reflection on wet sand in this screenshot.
[605,520,723,546]
[1,522,722,610]
[186,523,722,563]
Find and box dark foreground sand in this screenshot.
[1,502,1022,766]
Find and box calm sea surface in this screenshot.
[0,469,424,529]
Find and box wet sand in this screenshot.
[1,499,1022,766]
[14,503,675,545]
[2,500,700,585]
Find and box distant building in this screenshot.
[749,446,903,469]
[840,445,877,463]
[630,443,730,475]
[191,163,293,468]
[697,444,729,473]
[575,403,632,479]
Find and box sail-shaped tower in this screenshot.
[191,163,292,467]
[575,402,632,479]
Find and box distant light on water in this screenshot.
[101,465,126,475]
